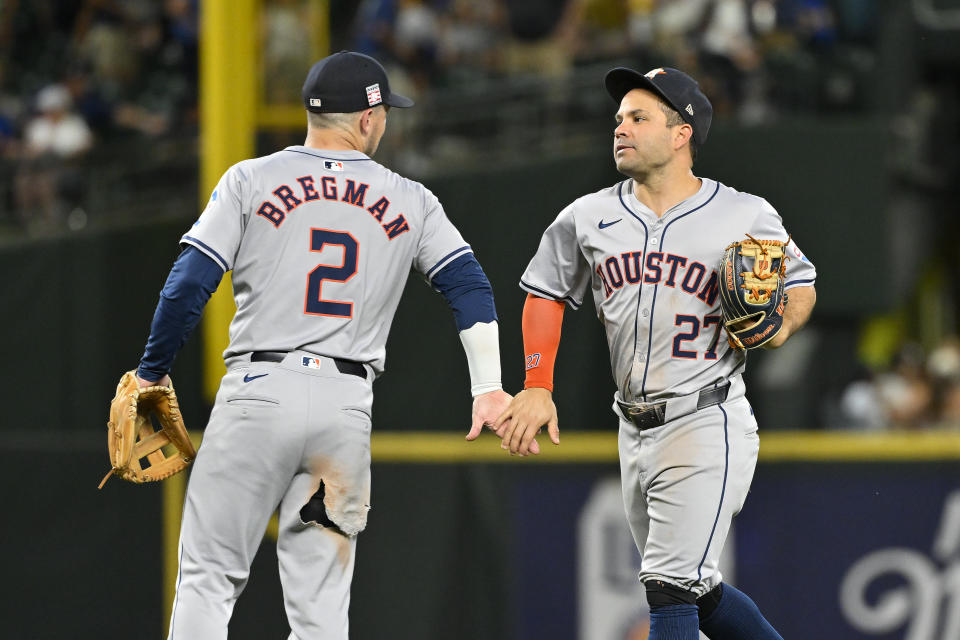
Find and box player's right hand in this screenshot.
[466,389,513,442]
[493,388,559,456]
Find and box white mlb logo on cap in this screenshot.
[366,83,382,106]
[309,98,322,107]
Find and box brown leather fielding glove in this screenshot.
[98,371,197,488]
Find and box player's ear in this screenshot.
[358,108,375,134]
[674,123,694,152]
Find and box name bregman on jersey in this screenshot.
[596,250,720,306]
[255,175,410,240]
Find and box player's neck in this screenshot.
[303,129,366,154]
[632,170,701,217]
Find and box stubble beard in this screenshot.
[615,151,668,184]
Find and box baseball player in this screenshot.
[494,67,817,639]
[132,51,511,639]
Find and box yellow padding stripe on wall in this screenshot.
[372,431,618,462]
[368,431,960,462]
[759,430,960,461]
[180,430,960,464]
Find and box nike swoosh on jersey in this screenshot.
[599,218,622,229]
[243,373,269,383]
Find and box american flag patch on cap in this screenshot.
[366,83,382,106]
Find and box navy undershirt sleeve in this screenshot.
[137,246,225,381]
[431,253,498,331]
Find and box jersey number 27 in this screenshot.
[673,314,722,360]
[305,228,358,318]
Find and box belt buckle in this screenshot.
[626,401,666,430]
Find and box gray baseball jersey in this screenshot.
[521,178,816,403]
[521,177,816,597]
[183,146,471,375]
[169,146,474,640]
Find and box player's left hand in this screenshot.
[137,373,171,388]
[466,389,513,443]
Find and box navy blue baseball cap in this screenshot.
[302,51,414,114]
[604,67,713,144]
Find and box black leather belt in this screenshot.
[250,351,367,379]
[617,382,730,430]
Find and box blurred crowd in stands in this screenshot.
[838,337,960,431]
[0,0,197,236]
[346,0,875,116]
[0,0,877,237]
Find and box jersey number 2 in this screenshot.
[305,228,358,317]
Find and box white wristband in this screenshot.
[458,320,503,397]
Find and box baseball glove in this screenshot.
[718,234,790,350]
[97,371,196,489]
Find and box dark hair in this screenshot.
[657,99,698,163]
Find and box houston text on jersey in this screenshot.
[596,250,720,307]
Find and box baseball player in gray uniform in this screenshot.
[132,51,511,639]
[495,68,817,639]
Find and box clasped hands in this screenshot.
[466,387,560,457]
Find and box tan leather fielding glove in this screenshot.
[98,371,196,488]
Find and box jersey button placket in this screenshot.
[630,284,654,400]
[631,230,661,399]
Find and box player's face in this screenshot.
[612,89,675,178]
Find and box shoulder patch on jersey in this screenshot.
[791,243,809,262]
[324,160,344,171]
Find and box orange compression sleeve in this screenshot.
[522,293,566,391]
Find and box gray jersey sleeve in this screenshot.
[520,204,591,309]
[414,189,472,279]
[749,199,817,289]
[180,162,249,271]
